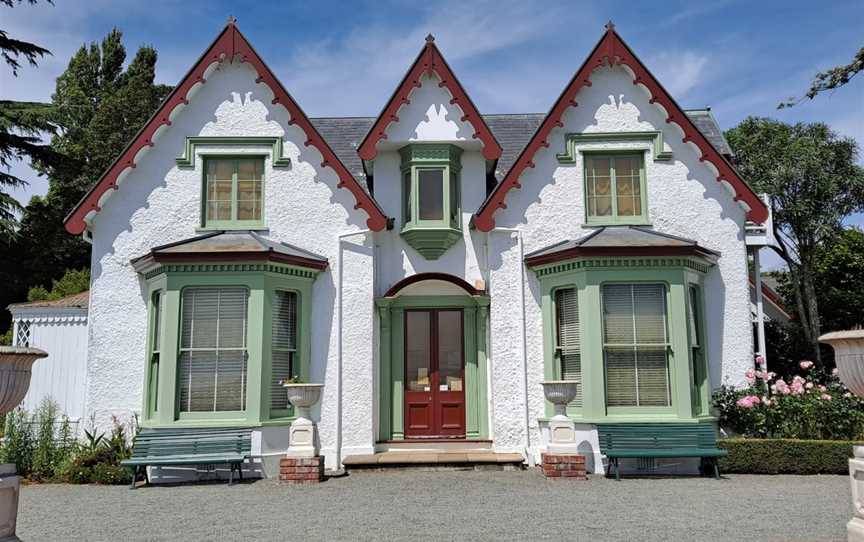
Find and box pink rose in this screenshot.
[745,368,756,383]
[773,379,790,395]
[761,396,771,406]
[833,368,840,376]
[755,355,766,368]
[820,394,832,401]
[799,360,814,370]
[818,385,827,392]
[845,392,853,398]
[805,382,813,389]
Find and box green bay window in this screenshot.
[136,252,321,428]
[584,153,648,225]
[534,253,715,423]
[203,157,265,229]
[399,144,463,260]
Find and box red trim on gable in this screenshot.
[472,25,770,232]
[64,22,388,235]
[357,36,502,162]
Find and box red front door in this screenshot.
[404,309,465,438]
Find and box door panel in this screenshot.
[404,309,465,438]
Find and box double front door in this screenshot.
[404,309,465,438]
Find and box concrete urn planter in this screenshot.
[282,383,323,458]
[0,346,48,541]
[819,330,864,542]
[541,381,580,454]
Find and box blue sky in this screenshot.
[2,0,862,267]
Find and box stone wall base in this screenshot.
[541,453,587,480]
[279,456,325,484]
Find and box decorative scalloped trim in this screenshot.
[65,22,388,235]
[12,312,88,324]
[473,24,769,231]
[357,35,502,162]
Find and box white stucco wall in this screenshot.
[85,60,373,470]
[489,65,753,456]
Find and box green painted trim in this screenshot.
[376,294,490,440]
[533,257,711,278]
[176,136,291,168]
[538,264,705,423]
[145,262,320,281]
[400,226,462,260]
[200,156,267,230]
[581,152,650,226]
[140,267,315,428]
[399,144,463,259]
[556,131,672,163]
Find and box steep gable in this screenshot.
[472,23,769,231]
[64,20,388,235]
[357,35,502,162]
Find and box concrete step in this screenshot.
[343,451,525,472]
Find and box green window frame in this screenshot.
[201,156,266,230]
[583,152,649,225]
[553,286,582,408]
[140,264,317,428]
[146,289,164,418]
[536,260,713,423]
[398,144,463,260]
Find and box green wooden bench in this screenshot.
[121,427,252,488]
[597,423,727,480]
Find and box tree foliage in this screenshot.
[0,0,58,238]
[779,46,864,108]
[0,29,171,335]
[726,118,864,364]
[26,268,89,302]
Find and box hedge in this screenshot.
[719,438,862,474]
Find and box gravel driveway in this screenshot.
[19,471,848,541]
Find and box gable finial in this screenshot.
[227,15,237,26]
[605,20,615,31]
[425,33,435,44]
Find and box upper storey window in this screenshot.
[584,153,647,225]
[399,144,462,260]
[203,157,264,229]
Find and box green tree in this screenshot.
[811,227,864,333]
[0,0,58,238]
[726,118,864,365]
[0,29,170,335]
[26,268,89,301]
[780,46,864,108]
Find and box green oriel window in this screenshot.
[585,154,648,225]
[602,283,671,407]
[147,290,164,415]
[203,157,265,229]
[399,144,463,260]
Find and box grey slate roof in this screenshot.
[310,110,731,193]
[525,226,720,260]
[131,231,328,269]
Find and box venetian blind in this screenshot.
[555,287,582,407]
[271,290,297,412]
[602,283,670,407]
[178,287,249,413]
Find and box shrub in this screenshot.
[0,399,76,481]
[713,359,864,440]
[719,438,861,474]
[56,415,136,485]
[0,408,33,475]
[92,463,132,485]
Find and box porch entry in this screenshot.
[405,309,465,438]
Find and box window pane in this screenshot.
[271,291,297,412]
[206,160,234,222]
[418,169,444,220]
[151,292,162,352]
[688,286,700,348]
[587,157,612,217]
[236,159,263,221]
[437,311,462,391]
[556,288,581,407]
[178,287,248,412]
[614,156,641,217]
[449,172,459,226]
[406,311,431,392]
[602,284,670,407]
[403,171,412,223]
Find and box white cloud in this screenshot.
[645,51,710,98]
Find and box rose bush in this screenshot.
[713,357,864,440]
